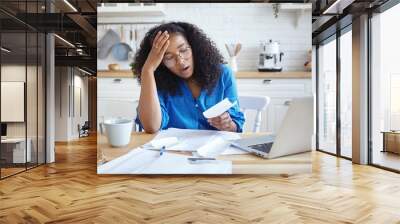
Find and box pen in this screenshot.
[159,146,166,156]
[187,157,216,162]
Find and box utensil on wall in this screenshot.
[134,28,138,51]
[97,28,120,59]
[128,26,136,50]
[98,25,106,42]
[135,26,148,50]
[128,27,136,61]
[234,43,242,56]
[112,25,133,61]
[225,43,242,72]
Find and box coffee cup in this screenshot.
[101,118,133,147]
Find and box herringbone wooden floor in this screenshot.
[1,135,400,224]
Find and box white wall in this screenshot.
[1,64,46,164]
[1,66,26,129]
[1,65,34,137]
[55,67,69,141]
[98,3,311,72]
[54,67,89,141]
[71,74,89,138]
[1,66,26,139]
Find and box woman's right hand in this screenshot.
[142,30,170,73]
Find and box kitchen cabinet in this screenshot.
[236,78,312,133]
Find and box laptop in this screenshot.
[231,97,314,159]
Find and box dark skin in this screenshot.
[187,79,237,132]
[138,30,237,133]
[186,78,201,98]
[208,112,236,132]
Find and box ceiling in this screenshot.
[0,0,97,73]
[311,0,392,44]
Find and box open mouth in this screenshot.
[181,66,190,72]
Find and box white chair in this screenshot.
[239,95,271,133]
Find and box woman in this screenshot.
[133,22,245,133]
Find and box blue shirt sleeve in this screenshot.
[158,92,170,130]
[135,91,170,131]
[221,65,245,132]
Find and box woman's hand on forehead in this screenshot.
[142,30,170,73]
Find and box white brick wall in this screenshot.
[98,3,311,72]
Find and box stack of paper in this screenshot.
[143,128,242,153]
[98,128,252,174]
[97,148,232,174]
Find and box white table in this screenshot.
[1,138,31,163]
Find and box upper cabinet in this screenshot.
[98,3,166,17]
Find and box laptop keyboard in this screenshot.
[249,142,273,153]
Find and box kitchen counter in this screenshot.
[97,70,134,78]
[235,71,311,79]
[97,70,311,79]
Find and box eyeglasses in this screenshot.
[163,46,192,67]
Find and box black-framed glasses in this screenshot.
[163,46,192,67]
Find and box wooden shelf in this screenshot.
[97,70,134,78]
[97,70,312,79]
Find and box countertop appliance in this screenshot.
[258,39,284,72]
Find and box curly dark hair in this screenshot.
[132,22,224,96]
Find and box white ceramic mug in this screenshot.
[101,118,133,147]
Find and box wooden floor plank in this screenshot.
[0,135,400,223]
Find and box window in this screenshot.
[317,37,337,155]
[340,29,352,158]
[0,0,46,179]
[370,3,400,171]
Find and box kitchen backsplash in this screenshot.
[97,3,311,72]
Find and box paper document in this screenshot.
[142,128,241,152]
[98,148,158,174]
[147,137,178,148]
[98,148,232,174]
[203,98,237,119]
[196,137,231,157]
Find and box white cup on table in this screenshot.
[100,118,133,147]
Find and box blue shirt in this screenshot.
[136,64,245,132]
